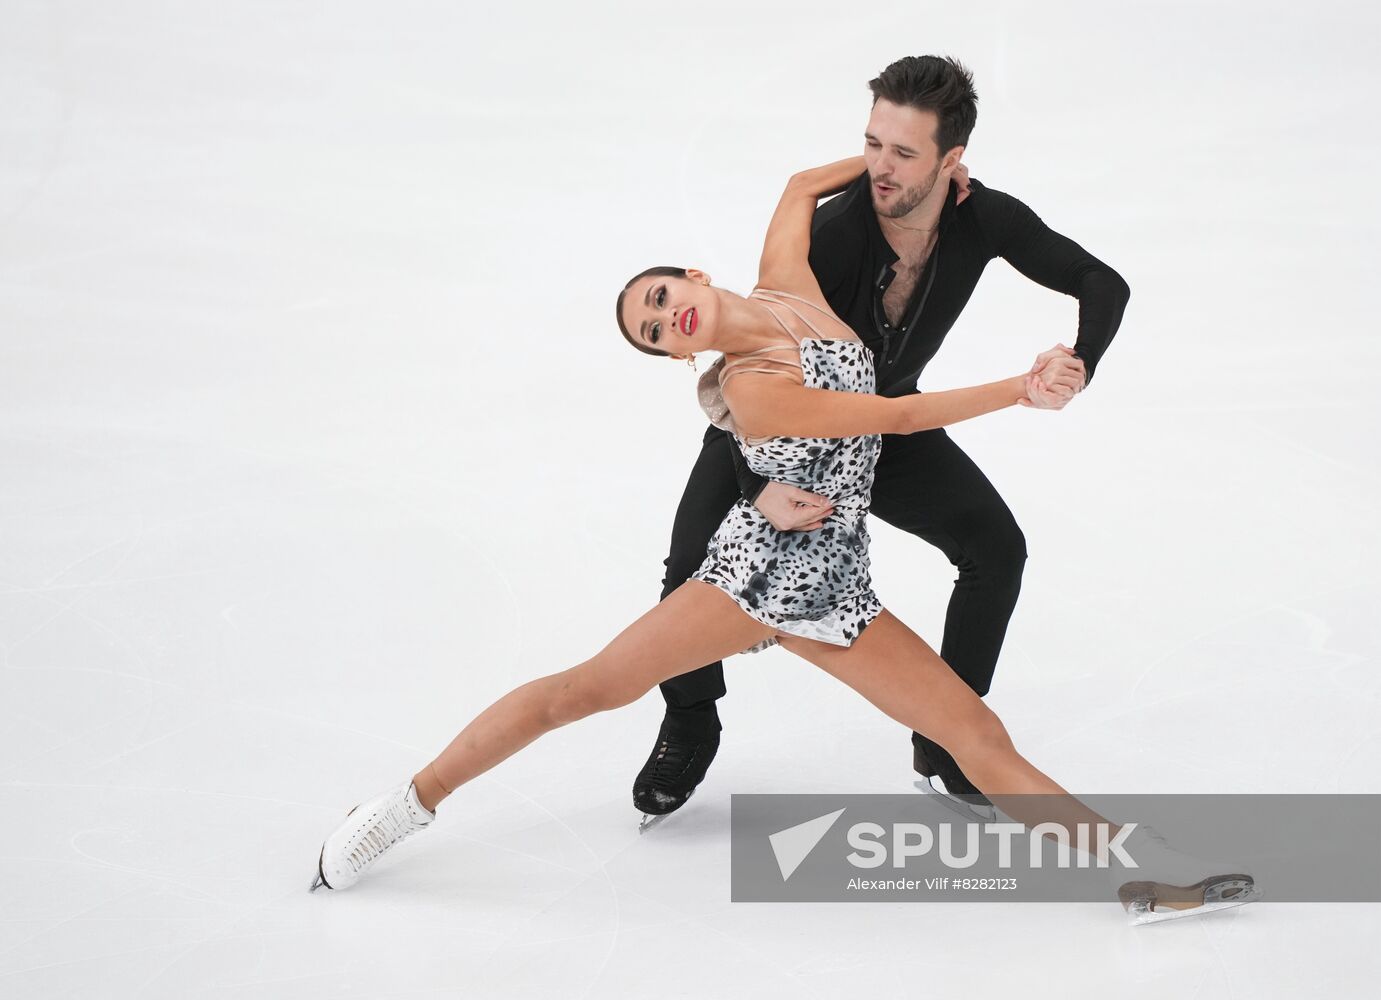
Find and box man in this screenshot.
[633,55,1130,823]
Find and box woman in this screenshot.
[309,157,1258,924]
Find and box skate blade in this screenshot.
[309,802,358,892]
[637,790,693,835]
[638,812,670,834]
[912,778,997,822]
[308,846,331,893]
[1120,875,1260,925]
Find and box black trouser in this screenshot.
[656,423,1028,795]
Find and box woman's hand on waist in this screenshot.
[753,482,836,532]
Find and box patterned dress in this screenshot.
[691,288,884,654]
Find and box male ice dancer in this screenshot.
[634,55,1130,824]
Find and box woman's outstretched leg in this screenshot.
[312,581,770,891]
[410,580,771,811]
[778,611,1261,922]
[777,610,1113,839]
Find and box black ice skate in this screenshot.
[633,719,719,834]
[912,742,997,822]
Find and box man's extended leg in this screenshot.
[632,424,744,818]
[869,427,1029,797]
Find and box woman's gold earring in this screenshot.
[685,354,697,371]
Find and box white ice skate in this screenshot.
[1110,824,1261,925]
[309,780,436,892]
[912,776,997,823]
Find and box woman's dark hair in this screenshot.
[615,265,686,357]
[868,55,978,156]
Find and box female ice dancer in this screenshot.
[309,156,1259,924]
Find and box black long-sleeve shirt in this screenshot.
[727,171,1131,500]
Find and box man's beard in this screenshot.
[874,162,943,219]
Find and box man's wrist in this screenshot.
[1069,349,1090,387]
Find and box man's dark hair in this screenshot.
[868,55,978,156]
[615,265,685,357]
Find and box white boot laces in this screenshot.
[346,791,425,874]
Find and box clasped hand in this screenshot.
[1019,343,1085,410]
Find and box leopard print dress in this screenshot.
[691,287,883,654]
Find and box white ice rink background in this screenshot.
[2,1,1379,996]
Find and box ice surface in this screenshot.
[2,1,1378,996]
